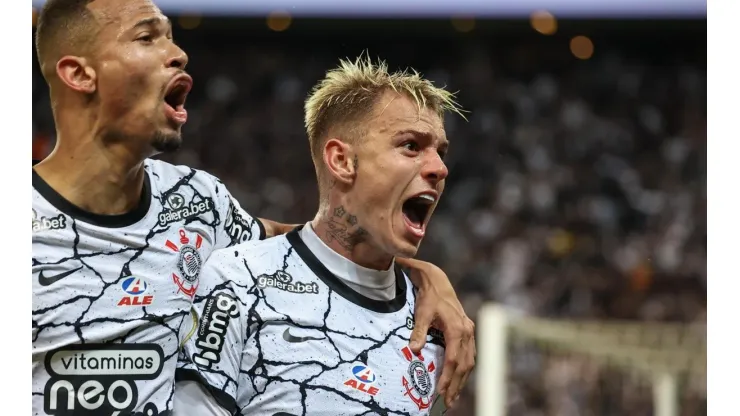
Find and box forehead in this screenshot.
[89,0,166,32]
[369,91,447,141]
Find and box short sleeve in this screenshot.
[176,251,251,414]
[210,176,265,249]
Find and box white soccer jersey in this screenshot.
[176,227,447,416]
[32,158,264,416]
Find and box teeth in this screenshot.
[417,194,436,203]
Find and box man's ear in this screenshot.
[56,56,97,94]
[323,138,357,185]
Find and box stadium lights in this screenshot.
[570,35,594,59]
[530,10,557,35]
[178,14,202,30]
[267,10,292,32]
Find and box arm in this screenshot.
[175,252,247,415]
[210,177,265,248]
[395,257,476,410]
[258,218,301,238]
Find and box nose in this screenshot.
[422,151,449,185]
[166,44,189,70]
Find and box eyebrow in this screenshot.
[132,16,171,31]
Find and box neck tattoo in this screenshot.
[325,205,368,251]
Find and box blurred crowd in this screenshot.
[32,20,706,415]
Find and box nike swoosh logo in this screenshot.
[282,328,324,343]
[38,266,83,286]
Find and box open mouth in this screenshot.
[402,193,436,232]
[162,75,193,125]
[164,79,191,112]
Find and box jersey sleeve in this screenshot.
[176,249,252,415]
[210,175,265,249]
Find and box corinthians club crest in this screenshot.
[165,229,203,298]
[400,345,437,410]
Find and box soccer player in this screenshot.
[31,1,474,415]
[174,56,473,415]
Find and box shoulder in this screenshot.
[205,236,291,279]
[144,159,227,194]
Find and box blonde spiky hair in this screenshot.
[304,54,465,163]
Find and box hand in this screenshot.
[397,258,476,410]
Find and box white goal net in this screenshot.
[475,304,706,416]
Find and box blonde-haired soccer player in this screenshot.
[174,55,474,415]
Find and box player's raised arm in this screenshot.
[174,250,252,415]
[397,257,477,408]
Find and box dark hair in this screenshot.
[35,0,97,79]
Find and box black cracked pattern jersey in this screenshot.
[176,226,447,416]
[32,159,264,416]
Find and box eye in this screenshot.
[438,149,447,160]
[402,141,420,153]
[136,34,154,43]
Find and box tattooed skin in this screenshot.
[325,205,368,251]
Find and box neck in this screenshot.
[34,107,149,216]
[311,200,393,271]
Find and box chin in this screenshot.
[397,247,419,259]
[151,131,183,153]
[392,238,421,259]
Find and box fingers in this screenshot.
[455,324,477,403]
[436,324,462,399]
[444,318,476,409]
[409,299,435,353]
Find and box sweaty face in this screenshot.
[350,92,449,258]
[88,0,192,154]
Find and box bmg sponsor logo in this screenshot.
[192,292,240,369]
[43,344,164,416]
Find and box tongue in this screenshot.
[166,104,188,124]
[403,205,422,227]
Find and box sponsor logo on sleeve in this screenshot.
[43,344,164,416]
[192,292,240,369]
[256,270,319,295]
[223,198,255,245]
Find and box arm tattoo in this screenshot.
[326,205,368,251]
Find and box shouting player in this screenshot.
[174,56,474,415]
[31,0,474,415]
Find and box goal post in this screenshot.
[475,303,706,416]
